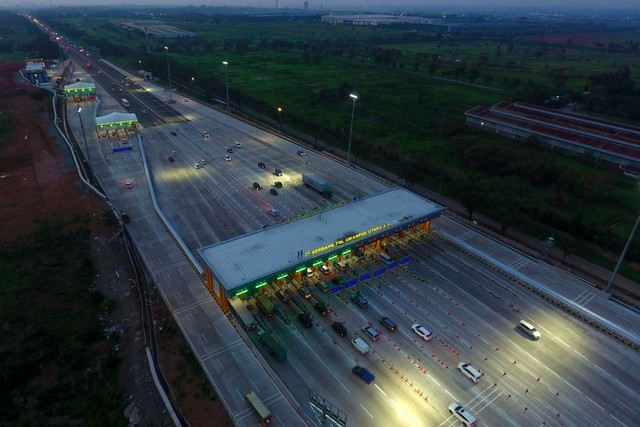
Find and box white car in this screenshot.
[457,362,483,383]
[193,162,201,169]
[124,179,133,189]
[448,402,478,427]
[234,141,242,148]
[200,158,207,165]
[223,155,232,162]
[411,323,433,341]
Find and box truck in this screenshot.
[257,329,287,362]
[255,294,274,317]
[302,173,332,199]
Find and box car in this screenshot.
[379,317,397,332]
[315,281,330,293]
[203,132,210,138]
[275,288,292,303]
[362,326,380,341]
[411,323,433,341]
[121,137,128,144]
[319,265,330,275]
[171,150,177,156]
[519,320,541,340]
[351,336,370,354]
[171,131,177,136]
[306,267,314,277]
[313,302,328,316]
[274,181,283,188]
[331,322,347,337]
[124,179,133,189]
[193,162,201,169]
[297,150,305,156]
[274,168,283,176]
[457,362,483,383]
[258,161,266,169]
[253,182,262,190]
[168,156,175,162]
[352,366,375,384]
[200,159,207,165]
[227,148,233,153]
[351,292,368,308]
[298,286,312,299]
[297,313,313,328]
[234,141,242,148]
[224,155,232,162]
[269,189,278,196]
[448,402,478,427]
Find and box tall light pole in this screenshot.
[191,77,195,98]
[347,93,358,166]
[222,61,229,111]
[138,59,141,70]
[164,46,172,102]
[277,107,283,131]
[605,212,640,294]
[77,107,92,184]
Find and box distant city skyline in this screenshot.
[9,0,640,11]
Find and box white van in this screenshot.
[351,337,370,354]
[267,208,279,217]
[519,320,541,340]
[379,252,392,264]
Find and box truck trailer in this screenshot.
[257,329,287,362]
[255,294,274,317]
[302,173,332,199]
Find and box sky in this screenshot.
[9,0,640,10]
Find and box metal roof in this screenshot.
[198,187,444,294]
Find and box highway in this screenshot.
[60,51,640,427]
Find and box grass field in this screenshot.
[34,10,640,278]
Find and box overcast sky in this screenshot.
[11,0,640,10]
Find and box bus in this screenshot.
[245,391,273,426]
[121,98,130,108]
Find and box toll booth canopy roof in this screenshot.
[198,187,444,292]
[95,112,138,126]
[64,81,96,90]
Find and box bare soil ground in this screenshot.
[0,61,231,426]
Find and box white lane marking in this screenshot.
[610,413,630,427]
[360,404,374,418]
[592,363,610,377]
[585,395,605,411]
[374,384,387,396]
[201,332,208,344]
[574,349,589,362]
[544,365,560,378]
[428,375,441,387]
[563,378,581,394]
[584,417,599,427]
[616,399,635,414]
[444,388,455,399]
[556,337,571,348]
[615,379,635,395]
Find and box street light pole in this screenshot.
[278,107,283,131]
[164,46,172,102]
[191,77,195,98]
[605,212,640,294]
[77,107,92,184]
[347,93,358,166]
[222,61,229,111]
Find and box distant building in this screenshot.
[466,101,640,172]
[321,13,448,28]
[112,20,196,39]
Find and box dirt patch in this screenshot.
[0,60,231,426]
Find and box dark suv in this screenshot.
[331,322,347,337]
[258,161,266,168]
[253,182,262,190]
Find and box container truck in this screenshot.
[257,329,287,361]
[302,174,332,199]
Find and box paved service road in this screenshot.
[66,56,640,427]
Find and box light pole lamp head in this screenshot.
[77,107,82,113]
[164,46,168,51]
[278,107,282,113]
[222,61,228,66]
[350,93,358,100]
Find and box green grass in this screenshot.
[0,222,126,426]
[33,10,640,274]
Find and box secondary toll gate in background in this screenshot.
[198,187,445,312]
